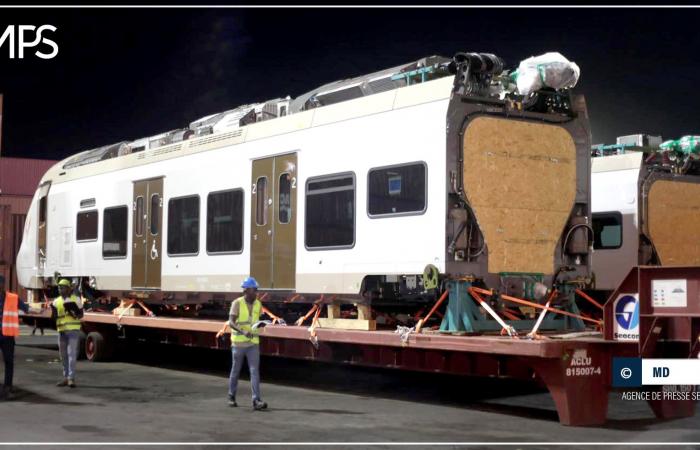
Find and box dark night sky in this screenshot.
[0,8,697,160]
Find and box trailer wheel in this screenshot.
[85,331,113,362]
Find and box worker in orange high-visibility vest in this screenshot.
[0,275,30,401]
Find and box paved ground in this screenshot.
[0,327,699,448]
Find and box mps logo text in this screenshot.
[0,25,58,59]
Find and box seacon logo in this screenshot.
[613,293,640,341]
[0,25,58,59]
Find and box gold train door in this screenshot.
[250,154,297,289]
[131,178,164,289]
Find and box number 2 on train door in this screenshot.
[250,154,297,290]
[131,177,164,289]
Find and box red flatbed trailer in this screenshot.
[23,266,700,427]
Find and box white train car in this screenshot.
[17,52,592,306]
[591,151,700,291]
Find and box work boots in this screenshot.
[57,378,76,388]
[253,399,268,411]
[0,386,15,400]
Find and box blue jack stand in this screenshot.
[439,279,585,333]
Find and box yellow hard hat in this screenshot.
[57,279,71,287]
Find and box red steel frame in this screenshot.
[23,266,700,427]
[603,266,700,420]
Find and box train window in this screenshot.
[305,173,355,249]
[368,162,427,217]
[150,194,160,235]
[207,189,243,254]
[39,196,47,223]
[255,177,267,226]
[279,173,292,224]
[592,212,623,250]
[168,195,200,256]
[76,210,98,242]
[103,206,128,258]
[135,197,144,236]
[80,198,96,209]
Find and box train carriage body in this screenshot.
[17,53,593,305]
[591,152,700,291]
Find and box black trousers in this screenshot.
[0,335,15,387]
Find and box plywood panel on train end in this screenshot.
[462,117,577,275]
[648,179,700,266]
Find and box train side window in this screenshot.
[368,162,427,217]
[207,189,243,254]
[305,173,355,249]
[103,206,128,258]
[592,212,623,250]
[255,177,267,226]
[150,194,160,235]
[135,196,144,236]
[76,210,98,242]
[168,195,200,256]
[279,173,292,224]
[39,196,47,223]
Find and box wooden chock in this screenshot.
[327,304,341,319]
[356,304,371,321]
[317,302,376,331]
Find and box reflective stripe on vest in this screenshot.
[2,292,20,337]
[231,297,262,345]
[54,295,82,333]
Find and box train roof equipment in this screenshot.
[56,51,580,173]
[593,133,700,175]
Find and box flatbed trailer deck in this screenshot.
[17,311,679,427]
[23,266,700,427]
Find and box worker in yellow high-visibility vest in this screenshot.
[219,276,267,410]
[0,275,30,400]
[50,279,83,388]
